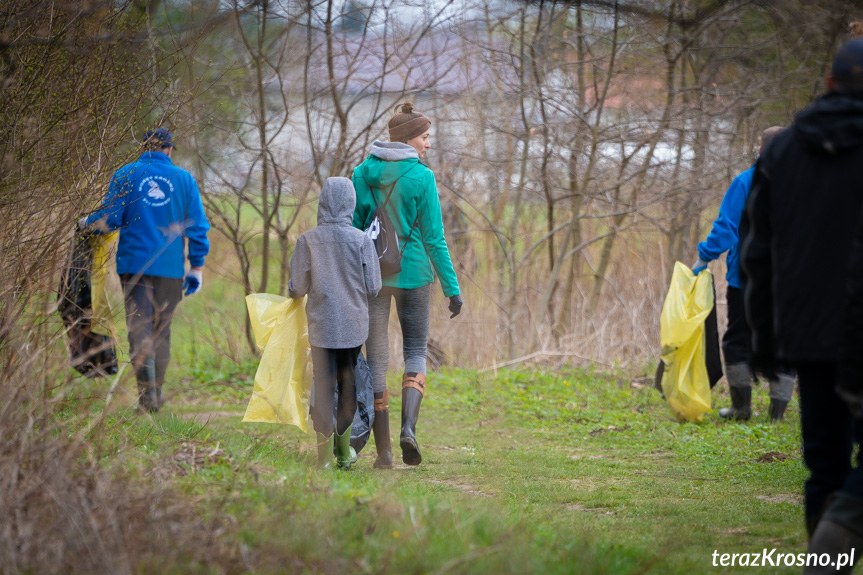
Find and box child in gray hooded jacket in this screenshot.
[289,177,382,469]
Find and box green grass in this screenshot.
[94,361,806,574]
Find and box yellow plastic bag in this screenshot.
[243,293,313,432]
[89,231,121,338]
[659,262,714,422]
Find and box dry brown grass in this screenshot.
[0,319,249,574]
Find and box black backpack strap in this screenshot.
[381,162,418,208]
[400,212,422,257]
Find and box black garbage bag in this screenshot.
[703,281,723,387]
[57,231,118,376]
[332,352,375,454]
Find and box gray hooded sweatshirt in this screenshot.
[369,140,418,161]
[289,177,382,348]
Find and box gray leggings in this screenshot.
[366,285,430,393]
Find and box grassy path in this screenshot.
[112,366,806,574]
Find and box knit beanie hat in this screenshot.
[388,102,431,143]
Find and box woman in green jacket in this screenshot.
[352,102,462,469]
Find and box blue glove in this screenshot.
[183,268,203,296]
[691,257,708,275]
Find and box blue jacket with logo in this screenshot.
[697,166,754,289]
[86,152,210,278]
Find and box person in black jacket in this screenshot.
[740,38,863,570]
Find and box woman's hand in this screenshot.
[448,295,463,319]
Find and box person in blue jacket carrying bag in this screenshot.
[692,126,794,422]
[81,128,210,413]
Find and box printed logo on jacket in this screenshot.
[140,176,173,207]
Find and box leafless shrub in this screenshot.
[0,2,251,572]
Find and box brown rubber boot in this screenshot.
[372,390,393,469]
[400,372,425,466]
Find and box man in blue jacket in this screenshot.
[82,128,210,413]
[692,126,793,422]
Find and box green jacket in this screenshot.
[352,144,460,297]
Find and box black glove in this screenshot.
[448,294,463,319]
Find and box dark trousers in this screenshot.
[798,362,863,522]
[723,286,753,366]
[121,275,183,390]
[310,345,361,437]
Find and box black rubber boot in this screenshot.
[138,387,160,413]
[154,382,166,411]
[768,372,795,422]
[372,391,393,469]
[136,357,159,413]
[804,492,863,573]
[719,364,752,421]
[769,399,789,422]
[804,520,862,574]
[400,373,425,466]
[719,385,752,420]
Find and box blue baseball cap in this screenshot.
[142,127,175,149]
[832,38,863,83]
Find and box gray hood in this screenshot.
[370,140,418,161]
[317,177,356,225]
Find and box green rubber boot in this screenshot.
[334,425,357,470]
[316,432,334,469]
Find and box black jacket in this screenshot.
[839,207,863,392]
[740,91,863,364]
